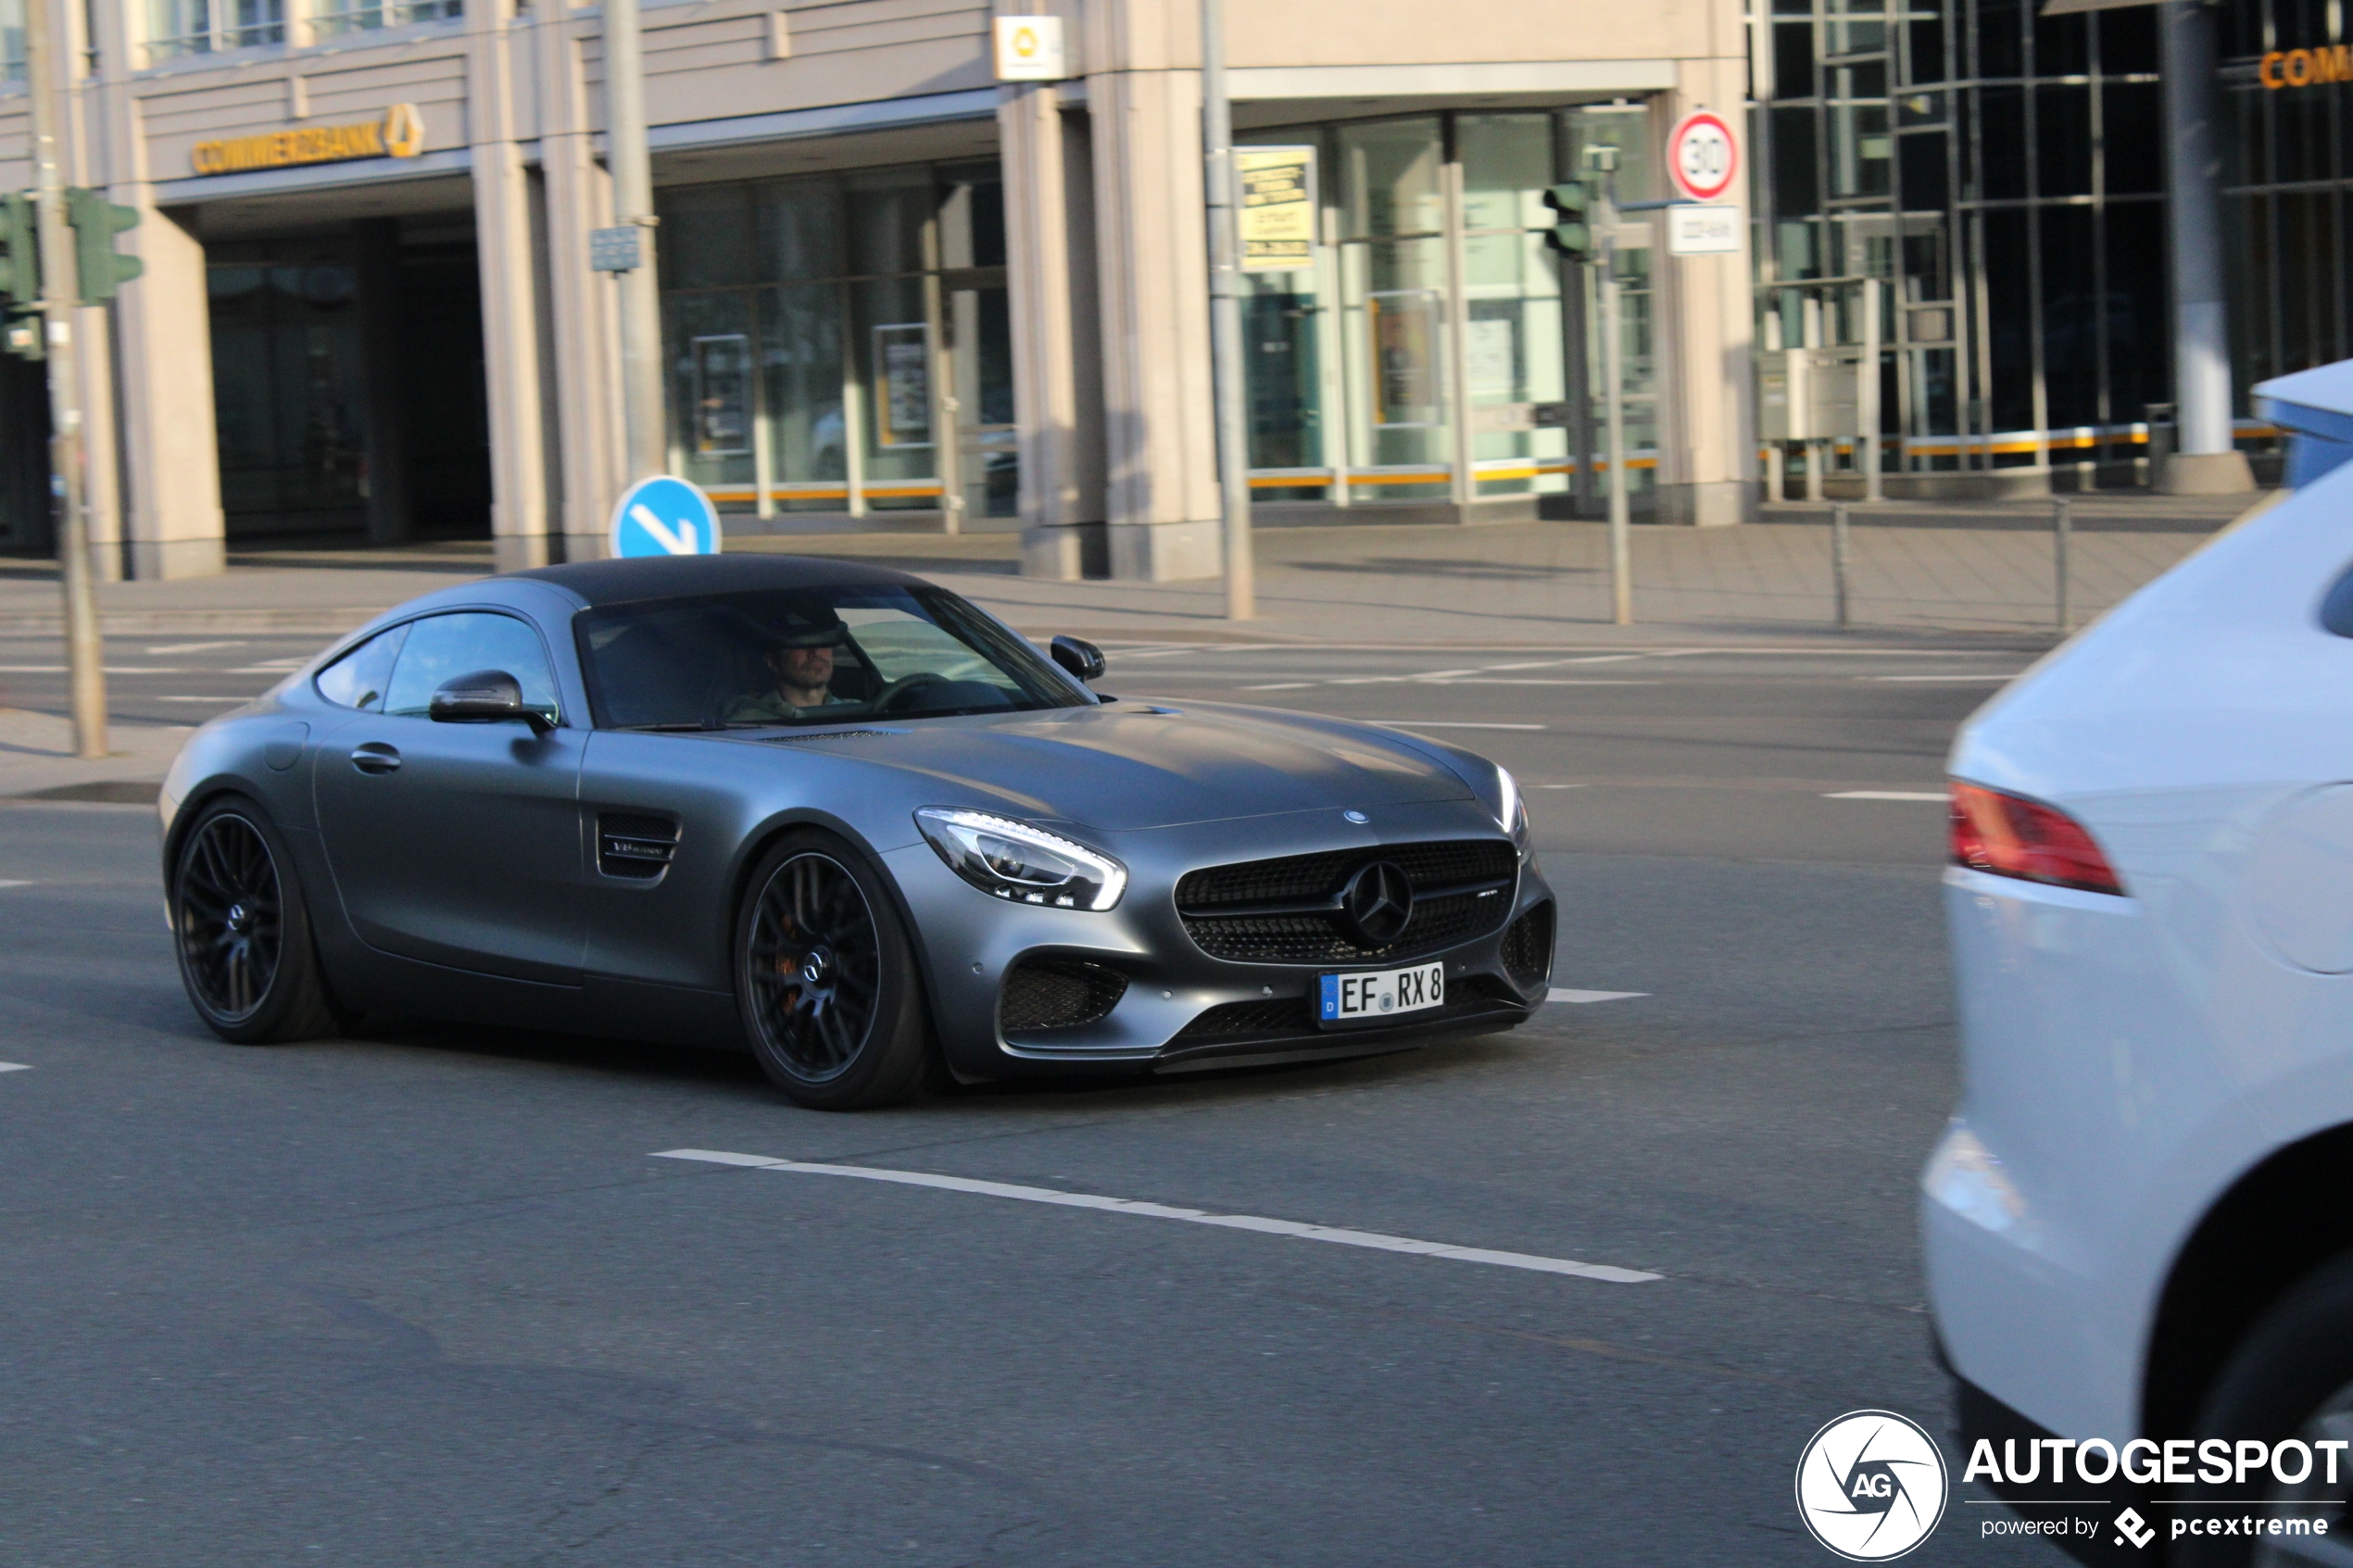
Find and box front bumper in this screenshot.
[883,797,1553,1081]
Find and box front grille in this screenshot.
[1176,839,1517,965]
[1171,976,1529,1046]
[1501,902,1554,989]
[1000,957,1128,1035]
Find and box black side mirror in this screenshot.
[430,669,554,734]
[1050,635,1106,684]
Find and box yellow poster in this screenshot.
[1238,146,1317,273]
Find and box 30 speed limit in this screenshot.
[1667,111,1740,204]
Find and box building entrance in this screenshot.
[206,219,491,544]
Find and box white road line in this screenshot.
[1825,790,1949,801]
[1377,721,1545,731]
[153,696,258,703]
[0,879,33,888]
[1240,682,1315,691]
[0,665,187,674]
[1424,679,1651,686]
[0,1062,30,1073]
[1485,655,1647,670]
[1863,673,2019,683]
[142,641,246,655]
[651,1149,1662,1285]
[228,659,308,673]
[1547,988,1648,1004]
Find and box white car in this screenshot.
[1924,462,2353,1562]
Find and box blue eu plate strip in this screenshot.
[1318,973,1340,1021]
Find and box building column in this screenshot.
[470,6,555,570]
[1651,63,1757,526]
[113,198,226,579]
[1001,82,1107,579]
[536,1,623,561]
[1088,65,1221,581]
[2158,0,2254,495]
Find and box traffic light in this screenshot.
[66,188,142,300]
[1542,182,1592,260]
[0,193,38,306]
[0,194,40,361]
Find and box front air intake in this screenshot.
[1000,957,1128,1035]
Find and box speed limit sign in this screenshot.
[1666,110,1740,204]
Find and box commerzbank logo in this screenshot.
[1795,1410,1951,1561]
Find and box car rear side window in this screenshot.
[313,623,409,711]
[382,612,562,724]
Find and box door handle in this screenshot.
[348,743,402,775]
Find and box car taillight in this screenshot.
[1948,781,2127,896]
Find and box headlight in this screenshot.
[914,807,1127,911]
[1495,766,1529,848]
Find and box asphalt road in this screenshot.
[0,637,2061,1566]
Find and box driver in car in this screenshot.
[722,606,854,724]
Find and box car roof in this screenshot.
[511,553,932,607]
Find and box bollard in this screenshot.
[1832,503,1852,631]
[2054,498,2072,633]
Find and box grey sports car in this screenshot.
[159,556,1556,1109]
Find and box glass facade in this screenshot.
[655,162,1013,521]
[1754,0,2169,479]
[1235,108,1654,512]
[2220,0,2353,395]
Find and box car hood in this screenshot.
[736,700,1480,832]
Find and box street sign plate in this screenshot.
[1666,110,1741,205]
[1666,204,1742,256]
[610,475,723,558]
[589,226,642,272]
[992,16,1068,80]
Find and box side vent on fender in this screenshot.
[598,813,680,880]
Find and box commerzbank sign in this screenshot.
[190,104,426,175]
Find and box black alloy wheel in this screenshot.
[171,797,343,1044]
[735,830,934,1110]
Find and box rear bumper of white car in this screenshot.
[1924,866,2168,1445]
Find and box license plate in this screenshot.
[1318,962,1445,1026]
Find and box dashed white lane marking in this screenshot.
[0,665,188,674]
[1547,988,1648,1004]
[1825,790,1948,801]
[142,640,246,655]
[0,879,33,888]
[652,1149,1663,1285]
[1863,673,2019,683]
[1240,682,1315,691]
[0,1062,31,1073]
[1378,721,1545,731]
[153,696,259,703]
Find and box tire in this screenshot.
[170,795,344,1044]
[2173,1250,2353,1567]
[733,829,935,1110]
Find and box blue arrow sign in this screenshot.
[610,475,723,558]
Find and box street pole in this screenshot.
[23,0,106,759]
[1831,501,1852,631]
[1860,275,1882,503]
[2156,0,2251,493]
[1202,0,1254,620]
[2054,496,2072,633]
[604,0,667,482]
[1595,167,1630,626]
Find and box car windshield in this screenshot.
[574,583,1088,730]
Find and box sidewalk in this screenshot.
[0,707,187,803]
[0,489,2260,647]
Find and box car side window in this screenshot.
[313,624,410,711]
[381,612,562,725]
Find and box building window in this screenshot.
[654,161,1011,523]
[1232,106,1649,515]
[310,0,460,41]
[1751,0,2170,483]
[0,0,23,82]
[146,0,284,61]
[2221,0,2353,403]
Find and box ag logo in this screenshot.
[1794,1410,1949,1561]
